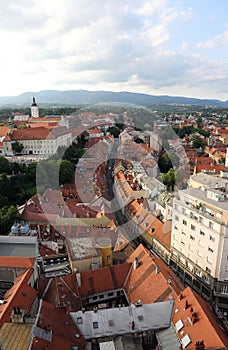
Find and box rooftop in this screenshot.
[180,188,228,212]
[67,237,101,260]
[70,300,174,339]
[0,236,39,257]
[190,172,228,188]
[0,323,33,350]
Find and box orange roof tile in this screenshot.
[126,245,183,304]
[31,300,85,350]
[78,262,132,297]
[0,257,35,269]
[0,126,10,137]
[0,268,37,327]
[173,287,228,349]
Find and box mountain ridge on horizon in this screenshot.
[0,89,227,107]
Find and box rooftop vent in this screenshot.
[133,257,139,270]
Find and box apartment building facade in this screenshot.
[3,126,72,156]
[170,186,228,317]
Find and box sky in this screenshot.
[1,0,228,100]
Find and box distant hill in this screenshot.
[0,89,227,107]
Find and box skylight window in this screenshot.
[93,321,99,329]
[175,319,184,332]
[77,317,82,324]
[181,334,192,348]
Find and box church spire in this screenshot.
[31,95,37,106]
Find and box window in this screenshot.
[197,250,203,257]
[182,219,187,226]
[76,317,82,324]
[208,247,214,253]
[182,208,186,214]
[200,230,205,236]
[209,235,215,242]
[191,224,196,231]
[198,240,204,248]
[182,231,186,235]
[195,269,202,277]
[209,221,213,229]
[175,215,179,221]
[93,322,99,329]
[199,217,204,223]
[206,267,211,274]
[207,257,212,264]
[221,285,228,294]
[175,204,178,210]
[181,240,185,246]
[106,255,111,261]
[189,244,194,252]
[204,275,211,284]
[190,235,195,240]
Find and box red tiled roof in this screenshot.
[153,220,172,249]
[0,268,37,327]
[4,125,70,142]
[0,257,35,269]
[173,287,228,349]
[0,126,10,137]
[31,300,85,350]
[78,262,131,297]
[195,164,226,173]
[39,244,57,256]
[126,245,183,304]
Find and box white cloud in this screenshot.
[134,1,167,17]
[0,0,227,100]
[196,30,228,49]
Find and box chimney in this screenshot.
[195,340,205,350]
[191,312,197,325]
[155,266,160,274]
[185,299,189,310]
[133,257,139,270]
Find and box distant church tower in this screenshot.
[31,96,39,118]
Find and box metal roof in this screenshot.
[0,236,38,257]
[156,324,180,350]
[70,301,174,339]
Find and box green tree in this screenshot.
[59,160,74,184]
[158,153,173,173]
[0,156,10,173]
[161,168,176,191]
[107,126,120,138]
[191,134,206,150]
[11,141,24,154]
[0,205,21,234]
[197,116,203,128]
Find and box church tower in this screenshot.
[31,95,39,118]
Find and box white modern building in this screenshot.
[3,126,72,156]
[170,184,228,316]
